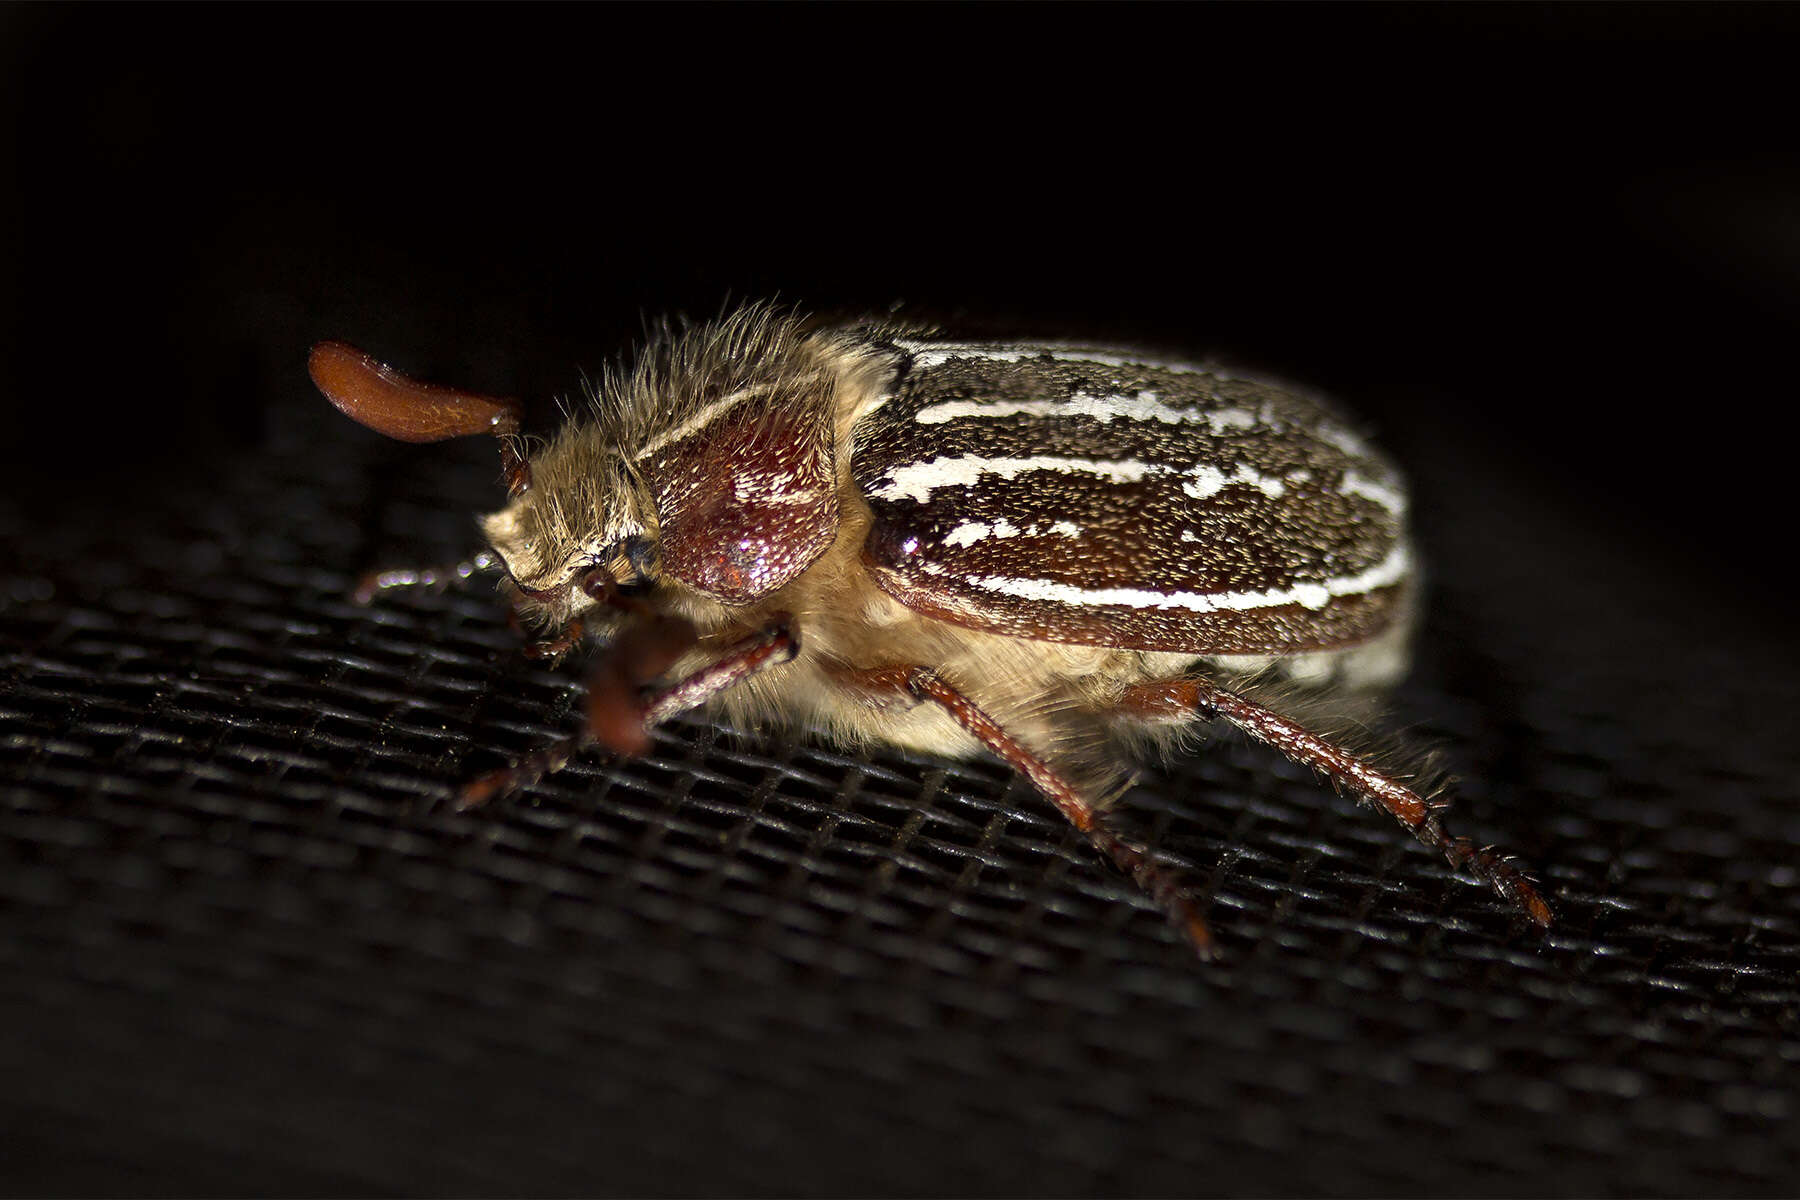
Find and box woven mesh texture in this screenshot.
[7,7,1800,1193]
[4,357,1797,1196]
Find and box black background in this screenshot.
[4,5,1799,1196]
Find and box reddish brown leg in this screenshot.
[351,551,501,605]
[844,666,1218,960]
[457,616,797,810]
[638,621,796,730]
[1120,677,1552,927]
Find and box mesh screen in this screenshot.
[3,361,1797,1195]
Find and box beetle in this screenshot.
[309,303,1550,957]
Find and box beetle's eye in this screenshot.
[587,537,656,598]
[621,536,658,578]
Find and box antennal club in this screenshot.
[308,341,532,494]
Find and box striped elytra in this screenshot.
[851,337,1412,657]
[311,305,1551,959]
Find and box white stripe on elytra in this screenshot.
[1316,424,1374,460]
[1339,469,1408,514]
[924,544,1412,614]
[870,454,1289,504]
[872,455,1156,501]
[1183,463,1286,501]
[941,518,1082,548]
[895,340,1235,377]
[912,391,1265,438]
[899,359,1377,469]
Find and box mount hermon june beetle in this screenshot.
[309,305,1551,957]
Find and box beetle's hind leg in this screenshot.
[1117,676,1552,928]
[837,666,1218,960]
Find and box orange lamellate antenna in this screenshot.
[308,341,532,494]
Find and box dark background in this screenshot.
[4,5,1798,1195]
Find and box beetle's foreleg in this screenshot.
[841,666,1217,960]
[457,615,796,810]
[1118,677,1552,928]
[636,618,797,733]
[351,552,584,662]
[350,550,503,606]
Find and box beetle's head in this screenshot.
[477,433,660,624]
[308,341,659,625]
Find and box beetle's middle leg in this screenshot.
[1116,676,1552,927]
[837,665,1218,960]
